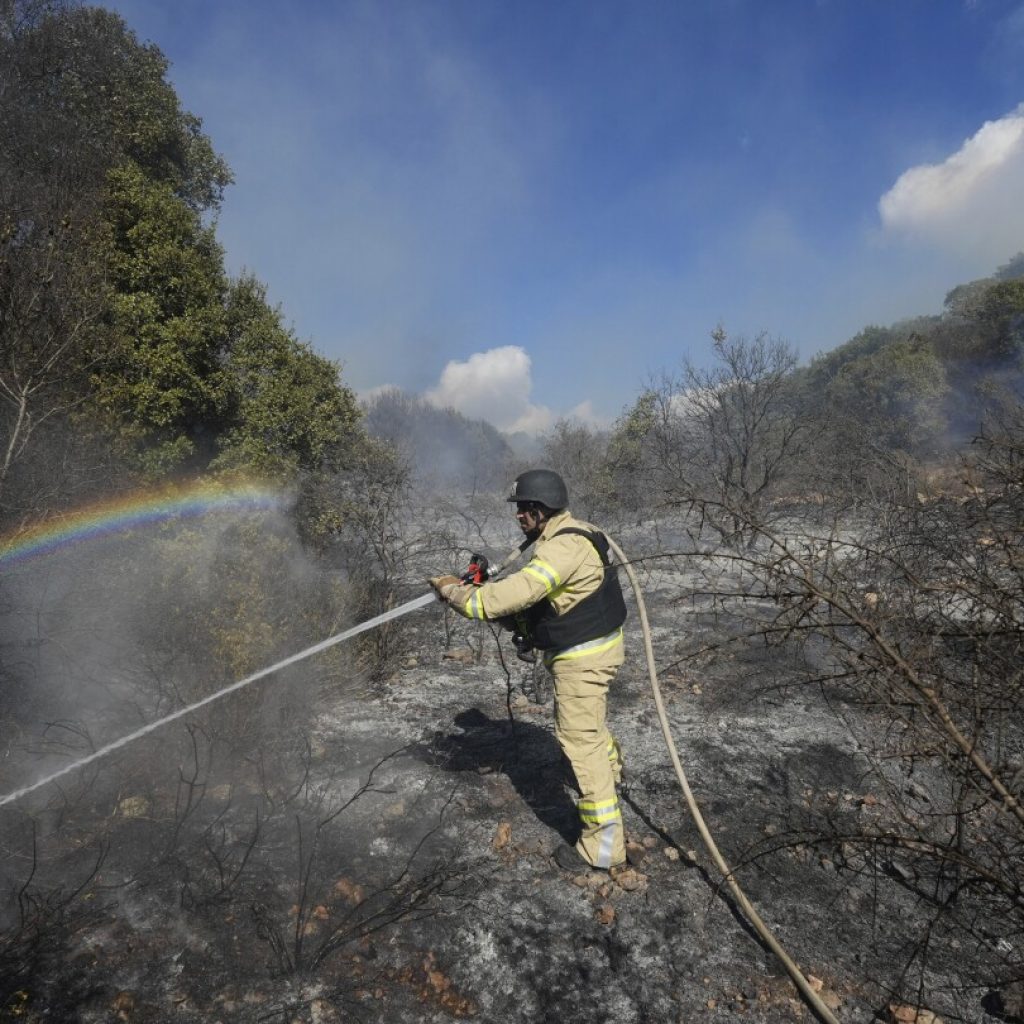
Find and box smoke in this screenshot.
[424,346,556,435]
[878,104,1024,266]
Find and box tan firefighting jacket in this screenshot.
[446,510,621,657]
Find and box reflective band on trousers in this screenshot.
[578,797,621,825]
[578,797,622,868]
[543,626,624,665]
[523,557,561,594]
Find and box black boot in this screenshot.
[553,843,595,872]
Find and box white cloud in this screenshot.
[878,105,1024,265]
[425,346,556,434]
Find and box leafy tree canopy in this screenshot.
[1,0,367,511]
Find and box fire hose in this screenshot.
[603,533,841,1024]
[0,532,841,1022]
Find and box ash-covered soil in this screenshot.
[0,520,1011,1023]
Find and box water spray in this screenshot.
[0,540,532,812]
[0,593,435,810]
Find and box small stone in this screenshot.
[611,866,647,892]
[333,878,365,904]
[443,648,476,665]
[806,975,824,993]
[625,840,647,865]
[311,998,342,1024]
[595,903,615,926]
[886,1003,943,1024]
[664,846,681,861]
[821,988,842,1011]
[117,796,149,818]
[642,836,658,849]
[492,821,512,851]
[112,992,135,1018]
[402,657,418,669]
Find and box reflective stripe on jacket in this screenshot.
[451,511,620,647]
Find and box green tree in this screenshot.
[213,276,363,479]
[2,0,367,494]
[823,333,949,455]
[91,162,231,474]
[0,0,233,499]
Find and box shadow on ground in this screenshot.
[418,707,579,845]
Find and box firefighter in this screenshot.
[430,469,628,872]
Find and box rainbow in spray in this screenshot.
[0,479,287,569]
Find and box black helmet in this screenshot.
[507,469,568,511]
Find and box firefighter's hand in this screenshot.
[428,575,463,602]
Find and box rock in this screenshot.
[664,846,680,861]
[806,975,824,993]
[886,1002,943,1023]
[117,796,149,818]
[333,877,365,904]
[625,840,647,865]
[311,998,342,1024]
[402,656,419,668]
[821,988,843,1012]
[610,866,647,892]
[112,991,135,1019]
[595,903,615,926]
[443,648,476,665]
[492,820,512,851]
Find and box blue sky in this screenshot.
[105,0,1024,433]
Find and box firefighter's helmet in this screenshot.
[507,469,568,511]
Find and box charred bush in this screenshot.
[667,404,1024,1014]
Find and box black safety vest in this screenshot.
[520,528,627,651]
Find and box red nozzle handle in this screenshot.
[461,554,489,584]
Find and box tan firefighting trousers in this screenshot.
[549,633,626,869]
